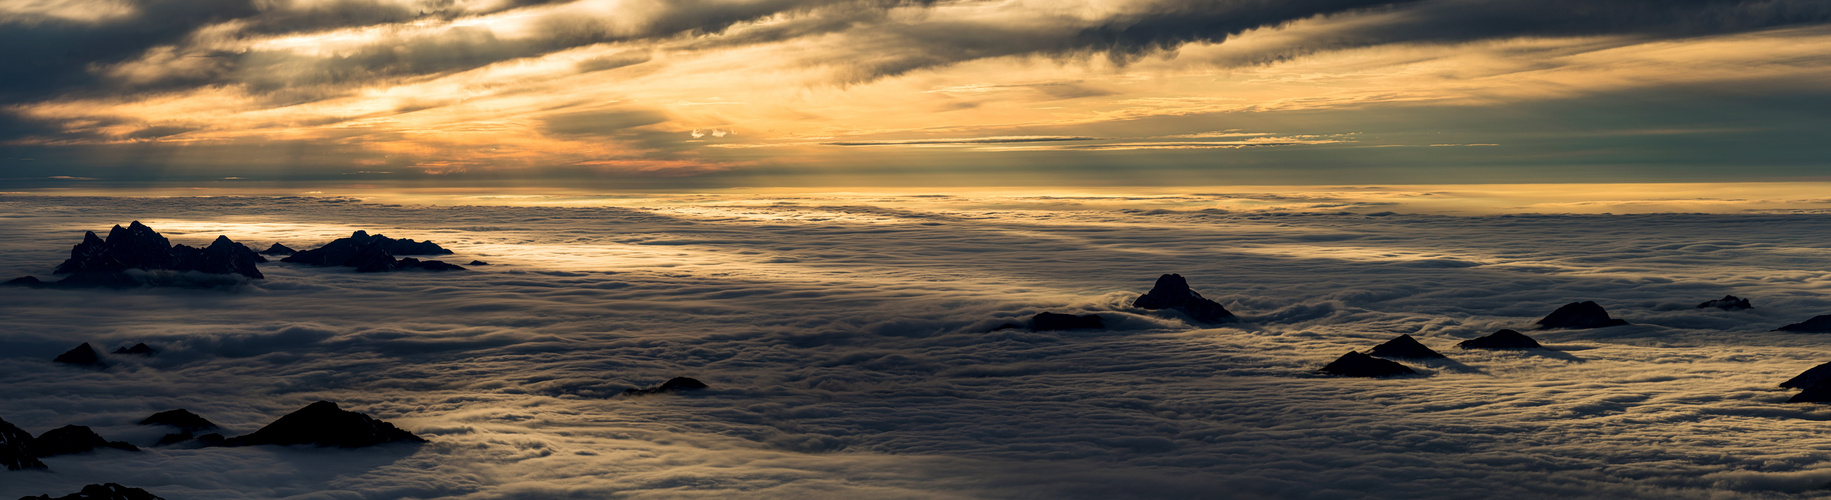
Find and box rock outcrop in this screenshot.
[1319,351,1417,377]
[1,417,46,471]
[1696,295,1752,310]
[112,343,156,356]
[55,222,264,279]
[222,401,424,448]
[53,343,104,367]
[29,425,138,457]
[1535,301,1629,329]
[1776,315,1831,333]
[1367,334,1445,359]
[7,222,266,286]
[260,243,297,256]
[1030,312,1104,331]
[1457,329,1543,350]
[281,231,464,272]
[1788,381,1831,403]
[1131,274,1235,323]
[1782,362,1831,390]
[18,483,164,500]
[138,409,218,433]
[623,377,710,396]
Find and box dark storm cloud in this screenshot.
[825,0,1831,81]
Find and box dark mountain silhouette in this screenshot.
[3,276,45,287]
[1368,334,1445,359]
[260,243,297,256]
[5,221,265,286]
[53,343,104,367]
[282,231,464,272]
[1319,351,1417,377]
[56,222,264,279]
[1776,315,1831,333]
[1781,362,1831,389]
[1132,274,1235,323]
[1788,379,1831,403]
[1696,295,1752,310]
[1030,312,1105,331]
[28,425,138,457]
[112,343,156,356]
[623,377,710,396]
[468,260,491,266]
[18,483,164,500]
[1457,329,1543,349]
[222,401,425,448]
[139,409,218,433]
[1535,301,1628,329]
[1,417,46,471]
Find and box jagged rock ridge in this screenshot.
[1,417,45,471]
[113,343,156,355]
[281,231,464,272]
[223,401,425,448]
[5,221,264,287]
[1132,274,1235,323]
[1697,295,1753,310]
[1535,301,1629,329]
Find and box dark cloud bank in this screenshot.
[6,195,1831,497]
[3,0,1829,112]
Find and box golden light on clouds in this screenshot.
[4,0,1831,186]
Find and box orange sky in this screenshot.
[4,0,1830,188]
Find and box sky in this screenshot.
[2,0,1830,190]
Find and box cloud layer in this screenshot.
[5,193,1831,497]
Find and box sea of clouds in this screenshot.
[4,193,1831,499]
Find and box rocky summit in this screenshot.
[282,231,464,272]
[1132,273,1235,323]
[113,343,157,356]
[19,483,164,500]
[1776,315,1831,333]
[1368,334,1446,359]
[260,243,297,256]
[54,222,264,280]
[1535,301,1629,329]
[1,417,46,471]
[1030,312,1105,331]
[139,409,218,433]
[1781,362,1831,389]
[1696,295,1753,310]
[223,401,425,448]
[29,425,139,457]
[53,343,104,367]
[1319,351,1418,377]
[623,377,711,396]
[1788,379,1831,403]
[1457,329,1543,350]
